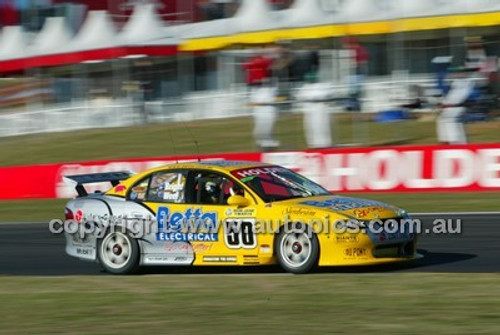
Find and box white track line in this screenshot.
[411,212,500,216]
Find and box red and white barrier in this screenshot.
[264,144,500,192]
[1,144,499,200]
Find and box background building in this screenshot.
[0,0,499,138]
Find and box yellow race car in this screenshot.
[63,161,420,274]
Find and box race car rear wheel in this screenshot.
[276,224,318,274]
[98,230,140,274]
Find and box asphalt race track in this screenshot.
[0,214,498,276]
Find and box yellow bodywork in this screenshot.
[106,161,419,267]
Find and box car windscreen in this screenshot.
[231,166,330,202]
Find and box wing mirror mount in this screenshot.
[227,195,250,208]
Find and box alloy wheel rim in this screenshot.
[101,232,131,269]
[280,231,312,268]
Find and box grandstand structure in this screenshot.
[0,0,499,136]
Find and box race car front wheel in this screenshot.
[276,224,319,274]
[97,230,140,274]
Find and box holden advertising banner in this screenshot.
[0,144,499,200]
[263,144,500,192]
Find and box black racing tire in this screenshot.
[275,223,319,274]
[97,230,140,275]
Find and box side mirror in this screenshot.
[227,195,250,208]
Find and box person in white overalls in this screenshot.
[436,68,481,144]
[295,71,333,149]
[250,84,280,149]
[437,79,471,144]
[242,52,280,150]
[436,37,489,144]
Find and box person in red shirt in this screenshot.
[341,37,370,112]
[341,37,369,75]
[242,52,279,150]
[0,0,19,26]
[242,54,273,86]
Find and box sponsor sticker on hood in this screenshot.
[300,197,397,212]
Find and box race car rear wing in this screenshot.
[64,171,133,197]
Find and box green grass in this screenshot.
[1,192,499,222]
[0,115,498,167]
[0,274,499,334]
[0,199,67,222]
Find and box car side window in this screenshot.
[193,171,244,205]
[129,177,150,201]
[146,171,187,203]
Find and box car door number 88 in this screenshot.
[224,219,257,249]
